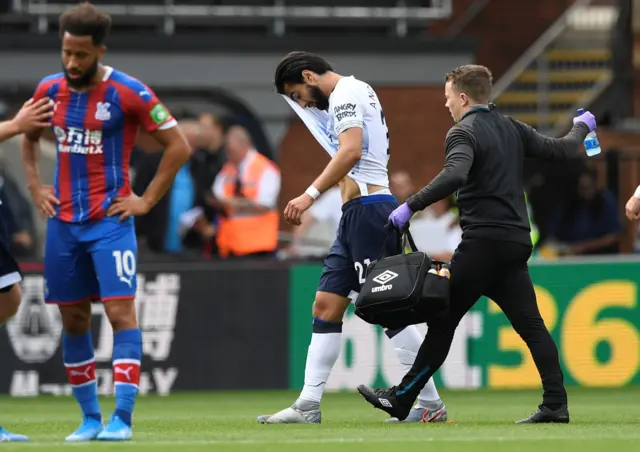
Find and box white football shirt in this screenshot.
[327,76,390,189]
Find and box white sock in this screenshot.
[299,331,342,404]
[388,325,442,406]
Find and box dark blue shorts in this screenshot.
[0,206,22,291]
[317,194,400,299]
[44,216,138,304]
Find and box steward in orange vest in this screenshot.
[214,147,281,258]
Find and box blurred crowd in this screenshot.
[530,168,623,257]
[130,111,282,260]
[129,110,468,262]
[135,110,635,261]
[128,108,626,262]
[0,106,629,262]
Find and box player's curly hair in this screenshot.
[445,65,493,104]
[59,2,111,46]
[274,51,333,94]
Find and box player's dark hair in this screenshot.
[59,2,111,46]
[274,51,333,94]
[445,65,493,104]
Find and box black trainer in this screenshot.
[516,404,570,424]
[357,385,412,421]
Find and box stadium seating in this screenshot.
[493,4,616,132]
[496,48,612,129]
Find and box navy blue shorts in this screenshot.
[0,206,22,292]
[317,193,400,299]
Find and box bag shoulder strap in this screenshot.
[403,227,418,253]
[377,222,401,260]
[377,223,420,260]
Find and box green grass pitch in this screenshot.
[0,387,638,451]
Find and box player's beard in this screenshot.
[64,58,99,89]
[308,85,330,111]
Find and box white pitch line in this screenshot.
[5,434,640,447]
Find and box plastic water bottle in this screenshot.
[577,108,601,157]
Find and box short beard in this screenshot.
[63,59,99,89]
[308,85,330,111]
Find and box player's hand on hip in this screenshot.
[107,194,152,221]
[28,184,59,219]
[14,97,55,133]
[284,193,314,226]
[388,202,414,229]
[625,195,640,220]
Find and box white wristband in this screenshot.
[634,185,640,199]
[305,186,321,200]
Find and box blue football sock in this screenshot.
[112,328,142,427]
[63,332,101,422]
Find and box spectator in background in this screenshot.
[546,170,621,255]
[410,197,461,262]
[389,170,460,259]
[285,186,342,259]
[182,112,228,255]
[192,112,226,211]
[213,125,281,259]
[163,120,197,254]
[390,170,415,204]
[133,119,195,255]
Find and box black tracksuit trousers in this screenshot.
[396,237,567,408]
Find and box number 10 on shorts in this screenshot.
[112,250,136,288]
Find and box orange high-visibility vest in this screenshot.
[216,152,280,257]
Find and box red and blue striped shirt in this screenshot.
[32,66,177,223]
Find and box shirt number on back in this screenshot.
[380,110,390,155]
[112,250,136,288]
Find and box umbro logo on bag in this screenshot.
[371,270,398,293]
[373,270,398,285]
[378,398,393,408]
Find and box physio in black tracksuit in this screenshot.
[358,64,595,424]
